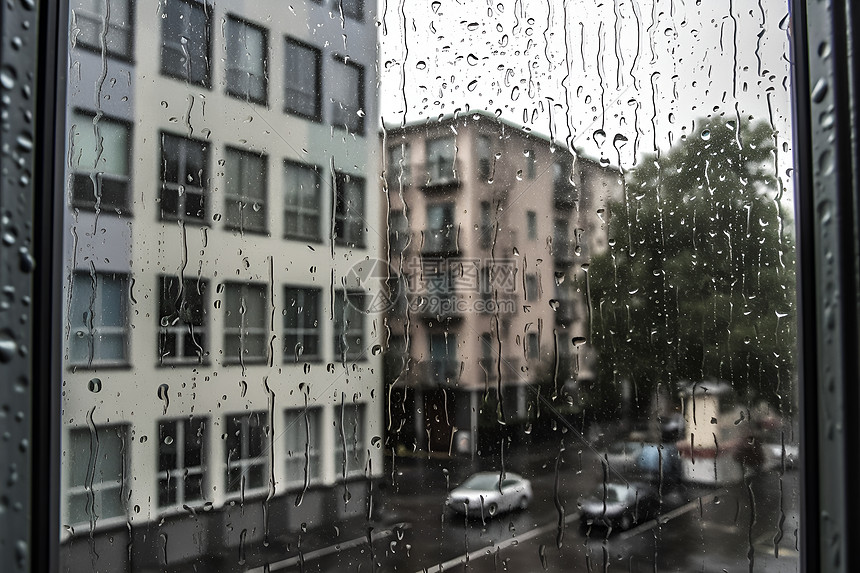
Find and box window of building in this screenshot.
[526,332,539,361]
[330,57,365,134]
[68,271,129,367]
[479,201,492,249]
[426,136,455,183]
[159,133,209,223]
[72,0,134,59]
[334,290,365,362]
[429,333,458,382]
[425,203,455,252]
[334,401,366,477]
[223,282,268,364]
[527,211,537,240]
[387,143,411,186]
[477,135,491,180]
[388,209,410,253]
[480,332,495,377]
[340,0,364,22]
[283,287,321,362]
[554,217,570,259]
[157,417,206,508]
[525,273,538,302]
[69,111,131,214]
[158,276,207,365]
[283,407,322,484]
[225,16,267,104]
[525,149,536,179]
[284,160,322,241]
[334,172,365,248]
[224,147,267,234]
[283,37,321,120]
[160,0,210,87]
[224,411,267,494]
[67,425,127,525]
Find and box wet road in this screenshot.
[251,446,800,572]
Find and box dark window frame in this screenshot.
[223,145,269,235]
[156,417,207,508]
[283,285,322,363]
[224,14,269,105]
[284,159,323,242]
[71,0,136,61]
[159,0,212,88]
[283,36,322,122]
[334,171,366,248]
[330,55,365,135]
[157,275,209,366]
[158,131,210,224]
[69,108,133,215]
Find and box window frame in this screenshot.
[156,417,207,509]
[65,424,128,527]
[334,289,366,362]
[283,159,323,242]
[159,0,212,88]
[158,131,210,224]
[67,270,130,368]
[333,401,367,479]
[224,411,268,496]
[283,286,322,363]
[339,0,365,22]
[330,55,365,135]
[283,407,323,486]
[224,15,268,105]
[71,0,135,61]
[283,36,322,122]
[334,171,366,248]
[222,281,269,365]
[223,146,268,235]
[68,109,133,215]
[157,275,208,366]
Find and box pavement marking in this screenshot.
[245,522,411,573]
[414,511,581,573]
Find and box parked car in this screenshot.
[445,472,533,518]
[579,481,660,531]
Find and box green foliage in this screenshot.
[589,117,795,411]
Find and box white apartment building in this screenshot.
[61,1,382,571]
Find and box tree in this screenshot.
[588,117,795,415]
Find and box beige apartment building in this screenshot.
[381,112,623,456]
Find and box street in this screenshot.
[248,442,800,573]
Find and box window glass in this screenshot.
[224,16,266,103]
[283,160,322,241]
[330,57,364,133]
[284,407,322,484]
[68,272,129,367]
[224,147,267,233]
[69,111,130,213]
[283,286,321,361]
[477,134,491,180]
[425,136,455,183]
[158,276,207,364]
[67,425,127,525]
[159,133,209,222]
[225,411,267,493]
[334,172,365,247]
[333,401,366,477]
[160,0,210,86]
[223,282,268,364]
[157,418,206,507]
[340,0,363,22]
[334,290,365,362]
[284,38,321,120]
[72,0,133,59]
[526,210,537,240]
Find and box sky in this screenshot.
[378,0,793,177]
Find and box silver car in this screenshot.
[445,472,533,518]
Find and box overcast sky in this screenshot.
[378,0,793,178]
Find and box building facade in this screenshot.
[60,0,382,571]
[381,112,623,455]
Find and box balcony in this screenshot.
[421,232,459,256]
[553,240,577,265]
[420,159,461,191]
[554,182,579,209]
[385,165,412,190]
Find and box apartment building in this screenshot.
[381,112,623,455]
[61,1,381,571]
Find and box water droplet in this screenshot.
[467,54,479,66]
[371,344,383,356]
[467,80,478,91]
[701,129,711,141]
[549,299,560,310]
[593,129,606,147]
[164,435,174,445]
[415,60,427,70]
[87,378,102,393]
[157,383,170,414]
[812,78,828,103]
[0,67,16,90]
[371,436,382,447]
[572,337,587,347]
[0,332,17,363]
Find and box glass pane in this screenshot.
[58,0,799,571]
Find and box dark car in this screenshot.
[579,481,660,531]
